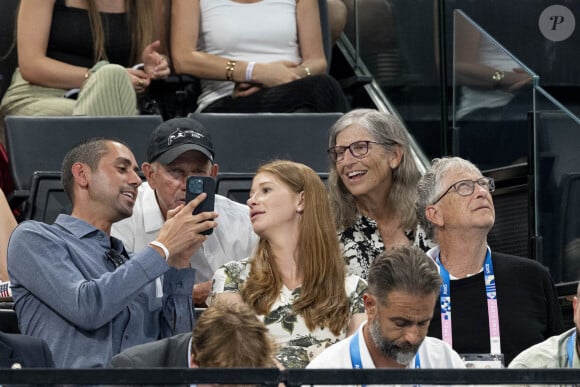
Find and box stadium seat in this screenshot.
[24,171,70,224]
[535,110,580,190]
[485,163,531,259]
[215,173,255,205]
[533,110,580,282]
[189,113,342,174]
[217,172,329,205]
[4,115,162,205]
[0,303,19,334]
[557,173,580,283]
[23,170,148,224]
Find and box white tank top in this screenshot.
[197,0,301,111]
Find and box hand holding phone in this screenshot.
[185,176,216,235]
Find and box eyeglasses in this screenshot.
[327,140,390,162]
[431,177,495,205]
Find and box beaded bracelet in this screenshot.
[226,60,237,81]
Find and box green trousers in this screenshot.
[0,63,139,117]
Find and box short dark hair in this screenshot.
[61,138,113,202]
[367,245,441,302]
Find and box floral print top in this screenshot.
[209,258,367,368]
[339,214,433,280]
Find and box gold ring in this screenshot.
[138,80,144,87]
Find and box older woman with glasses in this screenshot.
[416,156,563,366]
[327,108,432,280]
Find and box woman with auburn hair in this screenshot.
[327,108,432,280]
[0,0,169,123]
[209,160,367,368]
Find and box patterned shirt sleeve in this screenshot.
[347,275,368,316]
[207,259,248,305]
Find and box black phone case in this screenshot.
[185,176,216,235]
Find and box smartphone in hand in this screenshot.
[185,176,216,235]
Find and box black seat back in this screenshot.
[557,173,580,283]
[25,171,70,223]
[5,115,163,195]
[485,163,531,260]
[217,172,329,205]
[189,113,342,173]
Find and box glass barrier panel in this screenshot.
[445,0,580,88]
[338,0,580,286]
[452,10,538,171]
[341,0,444,161]
[340,0,580,162]
[533,87,580,283]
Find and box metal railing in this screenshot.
[2,368,580,385]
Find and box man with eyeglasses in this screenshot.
[416,156,563,367]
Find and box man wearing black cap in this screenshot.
[112,117,257,305]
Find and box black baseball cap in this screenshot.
[147,117,215,164]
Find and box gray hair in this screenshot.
[367,245,442,301]
[415,157,482,241]
[327,109,420,230]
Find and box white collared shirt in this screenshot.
[306,322,465,387]
[112,182,258,282]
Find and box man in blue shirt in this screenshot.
[8,138,215,368]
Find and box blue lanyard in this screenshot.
[567,331,576,368]
[349,329,421,385]
[349,330,364,369]
[436,248,501,354]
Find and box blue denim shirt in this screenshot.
[8,214,195,368]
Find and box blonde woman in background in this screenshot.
[0,0,170,123]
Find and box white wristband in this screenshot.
[245,61,256,82]
[150,241,170,261]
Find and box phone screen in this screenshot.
[185,176,216,235]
